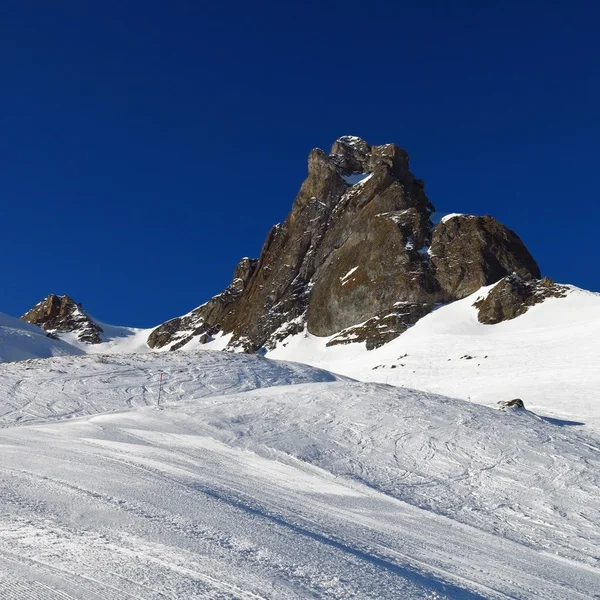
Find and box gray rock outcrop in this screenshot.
[326,302,437,350]
[21,294,103,344]
[147,136,542,352]
[474,275,567,324]
[498,399,526,411]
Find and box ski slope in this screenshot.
[10,280,599,435]
[268,284,600,431]
[0,351,599,598]
[0,351,338,427]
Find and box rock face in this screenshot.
[21,294,103,344]
[148,136,541,352]
[430,215,540,299]
[474,275,567,324]
[326,302,436,351]
[498,398,526,411]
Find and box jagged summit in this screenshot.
[329,136,415,183]
[22,294,104,344]
[147,137,540,353]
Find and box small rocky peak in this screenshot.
[329,136,412,181]
[217,256,260,303]
[329,136,372,176]
[368,143,410,179]
[498,398,526,411]
[233,257,259,288]
[298,148,347,208]
[430,215,541,299]
[473,274,568,324]
[21,294,103,344]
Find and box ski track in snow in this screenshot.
[0,351,599,598]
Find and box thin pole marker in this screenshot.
[157,372,164,407]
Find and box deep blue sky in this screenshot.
[2,1,599,327]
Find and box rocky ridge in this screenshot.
[474,275,568,324]
[326,302,437,350]
[147,136,541,352]
[21,294,104,344]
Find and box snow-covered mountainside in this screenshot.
[0,350,599,598]
[9,278,600,435]
[267,283,600,431]
[8,274,600,437]
[0,312,84,362]
[58,319,151,354]
[20,294,151,354]
[4,136,598,598]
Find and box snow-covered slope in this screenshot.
[0,350,598,598]
[0,350,339,427]
[7,280,600,436]
[57,318,153,354]
[20,294,154,352]
[0,312,83,363]
[268,284,600,431]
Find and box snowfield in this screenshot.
[268,284,600,432]
[0,351,339,427]
[1,351,599,598]
[0,312,84,363]
[12,281,600,434]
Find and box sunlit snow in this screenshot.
[1,281,599,598]
[0,351,598,598]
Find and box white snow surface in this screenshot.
[0,350,599,598]
[342,172,373,185]
[268,284,600,432]
[340,266,359,284]
[54,319,153,355]
[0,312,84,362]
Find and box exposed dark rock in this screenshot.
[197,332,211,345]
[327,303,435,350]
[498,398,525,410]
[22,295,103,344]
[147,257,258,350]
[263,320,306,351]
[147,316,185,349]
[147,136,541,352]
[430,215,540,299]
[474,275,568,324]
[329,136,372,175]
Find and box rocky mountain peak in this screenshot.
[147,136,541,353]
[21,294,103,344]
[329,136,412,180]
[329,136,372,175]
